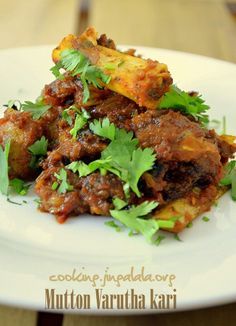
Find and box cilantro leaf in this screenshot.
[174,234,182,242]
[110,201,175,243]
[154,235,166,246]
[28,136,48,169]
[127,148,156,196]
[220,160,236,200]
[222,116,227,134]
[80,75,90,103]
[21,100,51,120]
[54,168,74,194]
[159,85,209,125]
[7,99,22,110]
[112,197,127,210]
[114,128,139,152]
[62,109,73,126]
[51,181,59,191]
[104,220,121,232]
[28,136,48,156]
[51,49,111,103]
[0,140,11,195]
[66,161,91,176]
[202,216,210,222]
[70,114,87,138]
[89,118,116,141]
[186,221,193,228]
[101,126,155,197]
[70,108,90,139]
[50,62,63,79]
[9,178,30,196]
[66,157,117,177]
[60,49,88,75]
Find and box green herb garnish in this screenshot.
[66,157,114,177]
[110,201,176,243]
[90,118,116,141]
[174,234,182,242]
[51,181,59,191]
[104,220,121,232]
[219,160,236,201]
[186,221,193,228]
[62,109,73,126]
[202,216,210,222]
[28,136,48,169]
[21,100,51,120]
[28,136,48,156]
[54,168,74,194]
[70,108,90,139]
[159,85,209,125]
[222,116,226,134]
[9,178,31,196]
[154,235,166,246]
[0,140,11,195]
[51,49,111,103]
[112,197,127,210]
[7,99,22,110]
[101,127,156,197]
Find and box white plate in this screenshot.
[0,45,236,314]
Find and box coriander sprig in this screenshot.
[0,140,11,195]
[70,108,90,139]
[110,201,175,244]
[54,168,74,194]
[3,98,51,120]
[9,178,31,196]
[159,85,210,125]
[21,100,51,120]
[28,136,48,169]
[51,49,111,103]
[220,160,236,201]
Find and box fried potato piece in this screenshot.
[52,27,172,109]
[220,134,236,145]
[153,185,228,233]
[0,109,43,179]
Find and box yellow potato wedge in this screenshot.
[52,27,172,109]
[153,186,228,233]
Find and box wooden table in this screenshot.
[0,0,236,325]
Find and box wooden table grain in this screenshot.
[0,0,236,325]
[90,0,236,63]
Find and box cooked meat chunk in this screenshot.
[35,167,87,219]
[132,110,224,204]
[79,173,125,215]
[97,34,116,49]
[132,110,221,173]
[39,106,62,147]
[0,109,43,179]
[89,93,145,130]
[35,169,124,219]
[56,114,107,162]
[43,75,83,107]
[43,75,112,108]
[42,129,107,169]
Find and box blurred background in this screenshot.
[0,0,236,62]
[0,0,236,325]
